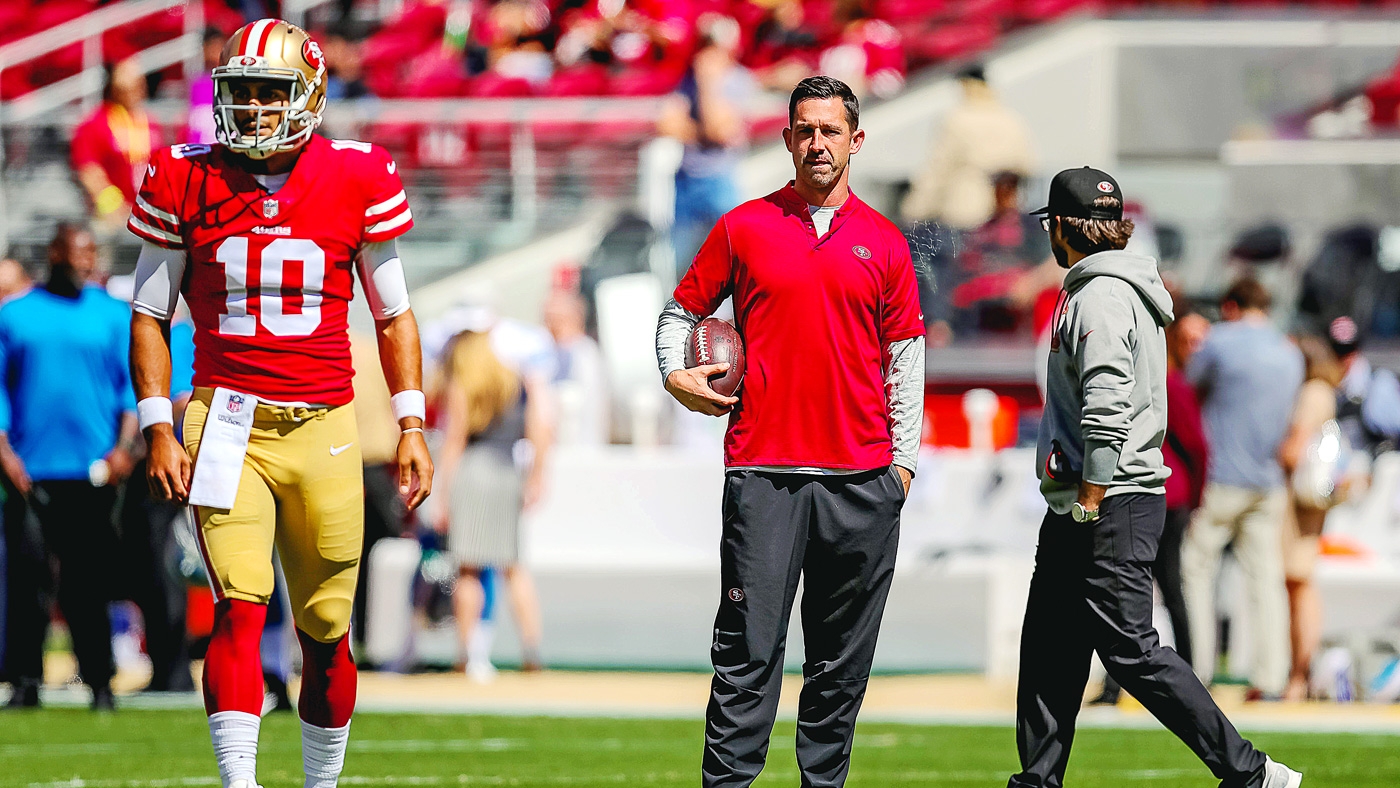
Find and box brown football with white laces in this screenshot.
[685,317,745,397]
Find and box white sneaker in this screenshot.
[466,660,498,684]
[1262,756,1302,788]
[227,780,264,788]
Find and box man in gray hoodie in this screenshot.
[1007,168,1301,788]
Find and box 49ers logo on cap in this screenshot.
[302,39,325,71]
[1096,181,1115,193]
[852,245,872,259]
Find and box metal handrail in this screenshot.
[0,0,187,70]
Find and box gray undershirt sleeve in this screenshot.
[656,297,704,382]
[887,336,926,474]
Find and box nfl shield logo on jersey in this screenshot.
[227,394,246,414]
[262,198,279,219]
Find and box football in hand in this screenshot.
[685,317,745,397]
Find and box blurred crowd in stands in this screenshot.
[0,0,1098,105]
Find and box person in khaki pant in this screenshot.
[1182,278,1302,700]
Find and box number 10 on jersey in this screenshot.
[216,237,326,337]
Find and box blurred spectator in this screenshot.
[1183,277,1302,701]
[658,14,755,276]
[1276,335,1345,702]
[900,63,1034,230]
[324,24,374,99]
[480,1,555,90]
[0,256,32,303]
[115,304,196,694]
[1329,316,1400,457]
[71,59,159,234]
[739,0,819,91]
[1296,225,1381,339]
[350,333,408,640]
[187,29,228,144]
[817,0,904,99]
[543,289,609,445]
[947,171,1050,335]
[0,225,138,711]
[556,0,696,94]
[1091,296,1210,707]
[432,330,549,680]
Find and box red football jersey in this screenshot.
[129,135,413,406]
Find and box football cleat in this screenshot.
[212,19,327,159]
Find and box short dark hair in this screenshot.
[788,76,859,131]
[1056,196,1134,255]
[1222,276,1272,313]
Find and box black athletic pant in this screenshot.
[2,480,118,691]
[118,461,193,691]
[1009,494,1267,788]
[355,462,406,641]
[703,467,904,788]
[1098,504,1193,701]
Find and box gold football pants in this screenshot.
[184,388,364,642]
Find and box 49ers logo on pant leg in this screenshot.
[728,588,745,602]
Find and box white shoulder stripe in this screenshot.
[366,210,413,235]
[136,196,179,226]
[365,191,407,218]
[129,216,181,245]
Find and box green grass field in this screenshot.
[2,710,1397,787]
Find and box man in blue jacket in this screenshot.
[0,224,139,710]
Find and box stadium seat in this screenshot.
[904,21,999,63]
[468,74,537,98]
[543,64,611,97]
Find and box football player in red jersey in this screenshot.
[128,20,432,788]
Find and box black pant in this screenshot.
[355,463,405,641]
[703,468,903,788]
[1099,505,1193,700]
[117,461,193,691]
[2,480,118,690]
[1009,494,1267,788]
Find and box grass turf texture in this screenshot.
[1,710,1397,787]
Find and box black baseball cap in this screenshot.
[1030,167,1123,220]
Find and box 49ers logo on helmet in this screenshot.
[236,55,259,66]
[302,39,325,71]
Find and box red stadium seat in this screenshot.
[951,0,1017,23]
[904,21,998,63]
[468,74,536,98]
[1017,0,1097,21]
[873,0,950,23]
[542,65,610,97]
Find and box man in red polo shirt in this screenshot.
[655,75,925,788]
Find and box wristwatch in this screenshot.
[1071,501,1099,523]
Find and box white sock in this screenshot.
[302,719,352,788]
[208,711,261,788]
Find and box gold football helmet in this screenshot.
[213,19,327,159]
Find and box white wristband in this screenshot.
[391,389,426,423]
[137,396,174,430]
